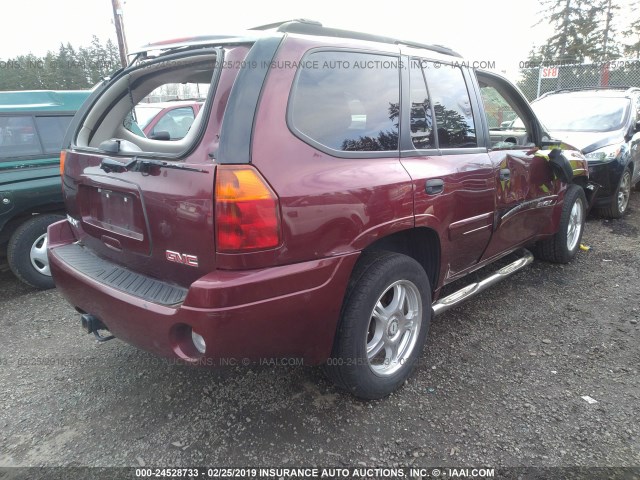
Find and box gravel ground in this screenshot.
[0,195,639,472]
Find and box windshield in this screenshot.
[532,95,628,132]
[133,106,163,129]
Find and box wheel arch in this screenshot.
[570,173,600,213]
[0,205,66,251]
[360,227,441,294]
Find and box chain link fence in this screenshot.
[517,58,640,101]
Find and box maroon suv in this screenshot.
[48,20,593,399]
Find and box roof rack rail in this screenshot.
[249,19,322,31]
[250,19,462,58]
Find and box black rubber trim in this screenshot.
[216,36,284,164]
[274,21,462,57]
[54,243,187,306]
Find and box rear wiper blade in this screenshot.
[135,159,208,173]
[100,156,208,174]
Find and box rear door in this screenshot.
[62,47,244,287]
[399,57,495,279]
[64,151,216,286]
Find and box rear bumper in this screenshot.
[47,220,358,365]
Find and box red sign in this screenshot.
[541,67,559,79]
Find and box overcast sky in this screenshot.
[0,0,569,78]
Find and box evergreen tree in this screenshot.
[589,0,622,61]
[623,1,640,57]
[536,0,602,63]
[0,36,120,90]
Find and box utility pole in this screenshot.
[602,0,612,58]
[600,0,612,86]
[111,0,129,67]
[557,0,571,89]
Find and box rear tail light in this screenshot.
[59,150,67,176]
[215,165,281,252]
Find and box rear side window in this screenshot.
[290,51,400,153]
[423,65,477,149]
[0,116,41,158]
[35,116,73,154]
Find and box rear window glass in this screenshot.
[35,116,73,154]
[423,65,477,148]
[0,116,42,158]
[290,51,400,153]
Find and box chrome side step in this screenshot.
[432,249,534,317]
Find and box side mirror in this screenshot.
[150,131,171,141]
[635,120,640,133]
[540,135,562,148]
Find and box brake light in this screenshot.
[215,165,281,252]
[59,150,67,176]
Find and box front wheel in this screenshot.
[7,214,64,289]
[535,184,587,264]
[597,167,631,218]
[325,252,431,400]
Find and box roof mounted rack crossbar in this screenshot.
[249,19,462,58]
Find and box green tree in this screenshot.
[534,0,622,63]
[590,0,622,61]
[0,36,120,91]
[623,1,640,57]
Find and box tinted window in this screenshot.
[152,107,195,140]
[0,116,42,158]
[409,60,434,149]
[291,51,400,152]
[35,116,73,154]
[423,65,477,148]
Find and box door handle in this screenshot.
[425,179,444,195]
[100,157,136,173]
[499,168,511,181]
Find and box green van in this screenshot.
[0,90,90,289]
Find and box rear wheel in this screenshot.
[536,184,586,264]
[325,252,431,400]
[7,214,64,289]
[598,167,631,218]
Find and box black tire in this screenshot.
[324,251,431,400]
[7,214,64,289]
[535,185,587,264]
[597,167,632,219]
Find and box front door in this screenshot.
[476,73,558,261]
